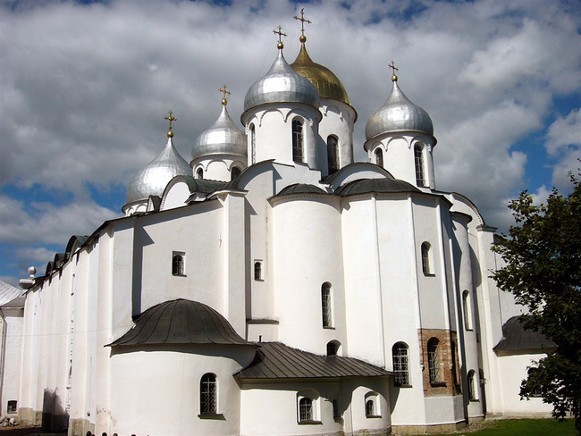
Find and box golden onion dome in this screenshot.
[290,43,351,106]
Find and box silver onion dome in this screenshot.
[365,76,434,140]
[244,49,319,112]
[125,136,191,204]
[192,104,247,160]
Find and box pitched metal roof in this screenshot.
[335,177,420,196]
[277,183,328,196]
[235,342,390,380]
[494,316,556,354]
[108,299,254,347]
[0,280,24,307]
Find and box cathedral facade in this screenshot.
[12,19,554,436]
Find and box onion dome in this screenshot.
[108,299,255,347]
[290,42,350,106]
[244,42,319,112]
[365,75,434,140]
[192,98,246,160]
[126,130,191,205]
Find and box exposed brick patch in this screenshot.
[418,329,461,396]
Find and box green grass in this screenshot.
[443,418,577,435]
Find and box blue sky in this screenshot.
[0,0,580,286]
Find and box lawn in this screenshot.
[436,418,577,435]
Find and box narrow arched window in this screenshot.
[427,338,440,384]
[364,392,380,417]
[250,124,256,164]
[451,340,460,390]
[421,242,432,275]
[172,252,185,276]
[299,397,313,421]
[292,119,304,163]
[326,340,340,356]
[200,373,217,414]
[392,342,410,386]
[254,260,263,281]
[196,168,204,180]
[468,370,476,400]
[327,135,339,174]
[365,400,375,417]
[375,148,383,167]
[463,290,473,330]
[321,282,332,328]
[231,166,241,181]
[414,144,425,186]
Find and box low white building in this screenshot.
[13,23,555,436]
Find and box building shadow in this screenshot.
[41,389,69,433]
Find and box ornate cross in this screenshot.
[219,84,231,105]
[273,25,287,48]
[388,60,399,76]
[163,111,177,135]
[293,8,311,39]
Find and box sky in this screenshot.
[0,0,579,286]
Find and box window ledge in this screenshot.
[323,326,335,330]
[395,384,412,388]
[298,420,322,425]
[423,273,436,277]
[469,399,480,403]
[172,274,187,277]
[430,382,447,387]
[366,415,382,419]
[198,413,225,420]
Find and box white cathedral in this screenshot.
[5,16,556,436]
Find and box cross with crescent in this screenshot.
[293,8,311,38]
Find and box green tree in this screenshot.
[492,173,580,431]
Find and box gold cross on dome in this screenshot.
[219,85,231,105]
[164,110,177,132]
[388,60,399,76]
[293,8,311,38]
[273,25,287,48]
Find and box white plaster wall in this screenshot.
[424,395,465,425]
[192,156,246,183]
[318,101,355,173]
[1,307,23,416]
[495,354,553,416]
[161,180,194,211]
[272,197,346,355]
[109,346,254,436]
[348,383,391,434]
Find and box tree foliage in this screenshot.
[492,173,581,431]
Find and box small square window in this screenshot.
[7,400,17,414]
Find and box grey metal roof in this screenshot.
[335,177,420,196]
[108,299,254,347]
[235,342,390,380]
[0,280,24,307]
[192,104,247,160]
[125,137,191,205]
[365,78,433,140]
[244,49,319,112]
[277,183,328,196]
[494,316,556,354]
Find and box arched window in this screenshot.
[196,168,204,180]
[250,124,256,164]
[299,397,313,422]
[292,118,304,163]
[392,342,410,386]
[172,252,185,276]
[326,340,340,356]
[463,290,473,330]
[427,338,440,384]
[254,260,263,281]
[200,373,217,414]
[414,144,425,186]
[421,242,432,275]
[327,135,339,174]
[375,147,383,167]
[468,370,477,400]
[231,166,241,181]
[364,392,380,417]
[321,282,333,328]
